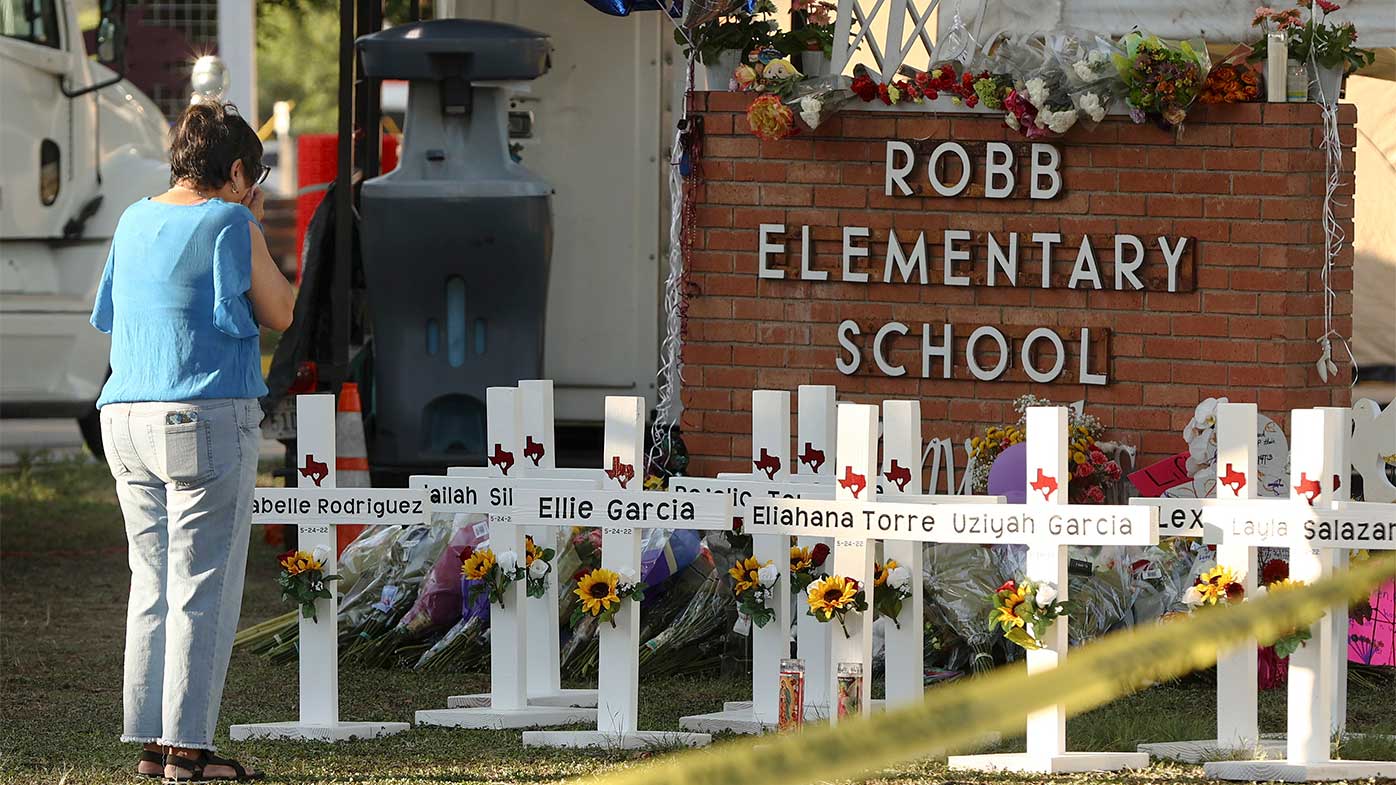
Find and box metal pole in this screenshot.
[331,0,355,387]
[359,0,382,180]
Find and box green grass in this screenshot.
[3,457,1394,784]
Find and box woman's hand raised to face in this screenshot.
[241,185,266,223]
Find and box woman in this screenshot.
[91,101,294,783]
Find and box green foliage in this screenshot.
[256,3,341,136]
[674,0,780,65]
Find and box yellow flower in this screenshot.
[575,568,621,616]
[462,548,497,580]
[525,536,542,566]
[280,550,323,576]
[874,559,899,587]
[729,556,763,595]
[1266,578,1305,593]
[994,586,1028,628]
[1196,565,1243,605]
[1072,451,1087,464]
[790,546,813,573]
[808,575,859,615]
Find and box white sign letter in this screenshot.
[966,326,1010,381]
[1021,327,1066,383]
[873,322,909,377]
[883,230,928,284]
[843,226,870,283]
[885,141,914,197]
[1113,234,1145,290]
[801,225,827,281]
[758,224,786,280]
[942,229,971,286]
[921,323,953,379]
[927,142,971,197]
[1080,327,1108,385]
[1033,232,1061,288]
[1067,235,1103,290]
[1030,143,1062,199]
[836,320,862,375]
[988,232,1018,286]
[985,142,1015,199]
[1159,236,1188,293]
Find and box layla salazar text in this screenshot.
[836,321,1109,385]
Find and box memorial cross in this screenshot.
[230,394,424,741]
[746,406,1156,773]
[445,380,605,710]
[518,396,731,749]
[412,386,600,729]
[1198,407,1396,783]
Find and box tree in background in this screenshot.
[257,0,428,136]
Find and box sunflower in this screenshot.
[279,550,322,576]
[1196,565,1244,605]
[874,559,899,587]
[993,585,1028,628]
[525,536,542,566]
[575,568,621,616]
[729,556,762,595]
[462,548,497,581]
[808,575,859,616]
[790,546,813,573]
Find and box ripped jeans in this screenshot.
[100,398,261,749]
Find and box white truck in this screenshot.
[0,0,169,455]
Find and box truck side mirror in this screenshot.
[96,16,123,65]
[61,0,127,97]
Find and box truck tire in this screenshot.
[77,409,104,460]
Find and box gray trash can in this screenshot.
[357,19,552,471]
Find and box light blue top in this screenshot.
[91,198,268,407]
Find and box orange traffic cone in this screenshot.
[335,382,370,554]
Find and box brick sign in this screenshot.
[680,97,1355,472]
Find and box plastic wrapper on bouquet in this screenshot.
[924,543,1015,674]
[338,520,453,665]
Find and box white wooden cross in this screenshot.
[444,380,604,711]
[747,405,1155,773]
[230,393,423,741]
[518,396,731,749]
[412,386,600,729]
[675,389,837,734]
[1198,407,1396,783]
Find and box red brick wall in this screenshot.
[680,94,1356,477]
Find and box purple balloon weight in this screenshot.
[986,442,1028,504]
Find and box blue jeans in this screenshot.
[100,398,262,749]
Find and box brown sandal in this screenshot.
[163,751,263,783]
[136,749,164,779]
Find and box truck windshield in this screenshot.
[0,0,61,49]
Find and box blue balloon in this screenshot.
[577,0,668,16]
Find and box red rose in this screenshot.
[964,93,979,108]
[277,549,297,565]
[1261,558,1289,586]
[1076,462,1095,479]
[997,580,1016,593]
[811,542,831,566]
[925,88,939,101]
[877,82,892,105]
[1085,485,1105,504]
[847,578,860,591]
[914,71,931,88]
[732,516,744,533]
[459,545,474,560]
[1104,462,1122,481]
[1225,582,1246,602]
[1090,449,1107,466]
[571,568,591,583]
[851,74,877,101]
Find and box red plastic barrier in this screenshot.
[294,133,399,283]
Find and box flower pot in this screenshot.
[703,49,743,91]
[801,50,830,77]
[1308,63,1343,104]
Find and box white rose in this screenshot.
[758,564,779,587]
[1025,77,1048,106]
[618,567,638,585]
[528,559,549,579]
[1072,60,1095,81]
[889,565,912,591]
[497,550,519,574]
[312,545,332,566]
[1182,584,1204,607]
[1035,583,1058,608]
[1004,112,1020,131]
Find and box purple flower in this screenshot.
[1128,106,1146,124]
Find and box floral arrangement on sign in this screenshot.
[967,395,1122,504]
[523,535,555,599]
[729,556,780,627]
[1251,1,1375,77]
[789,542,830,594]
[806,574,868,637]
[1113,32,1210,131]
[277,547,339,622]
[873,559,915,628]
[572,567,647,628]
[460,546,525,607]
[1201,52,1263,104]
[988,578,1070,650]
[784,0,837,60]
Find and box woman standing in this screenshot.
[91,101,294,782]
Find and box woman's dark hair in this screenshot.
[168,101,264,191]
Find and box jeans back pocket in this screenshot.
[160,419,214,486]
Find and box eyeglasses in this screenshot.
[252,162,270,185]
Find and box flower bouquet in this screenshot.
[1252,1,1375,99]
[747,93,797,140]
[729,556,781,628]
[988,578,1070,650]
[277,546,339,622]
[806,574,868,638]
[789,542,830,594]
[572,567,647,628]
[781,0,837,62]
[680,0,779,67]
[460,546,525,607]
[1114,31,1210,131]
[1050,30,1123,127]
[873,559,915,628]
[523,535,556,599]
[1255,576,1312,658]
[1182,563,1246,608]
[789,75,855,132]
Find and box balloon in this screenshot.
[190,55,229,103]
[577,0,667,16]
[986,442,1028,504]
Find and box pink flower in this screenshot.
[1089,449,1107,466]
[1104,462,1122,481]
[1085,485,1105,504]
[1316,0,1339,11]
[1076,462,1095,479]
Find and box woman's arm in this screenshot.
[247,219,295,332]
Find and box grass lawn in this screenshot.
[3,456,1394,785]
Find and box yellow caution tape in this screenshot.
[581,553,1396,785]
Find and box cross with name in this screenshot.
[1193,407,1396,782]
[516,396,732,749]
[412,386,600,729]
[747,404,1156,773]
[230,393,426,742]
